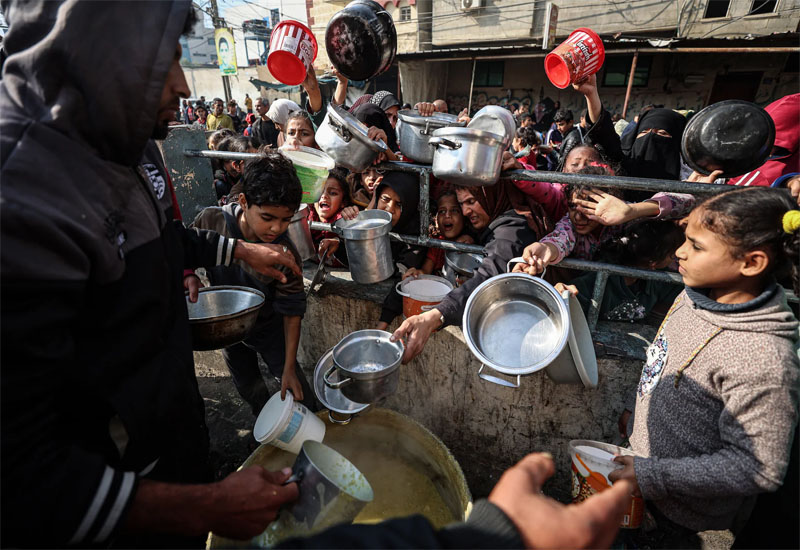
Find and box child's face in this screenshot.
[436,195,464,239]
[568,190,602,235]
[223,159,243,178]
[285,118,316,149]
[239,196,294,243]
[563,147,599,173]
[316,178,345,220]
[362,168,384,195]
[455,188,490,231]
[375,186,402,227]
[674,208,743,290]
[512,136,524,152]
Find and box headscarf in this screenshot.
[349,94,373,111]
[462,181,551,241]
[352,103,398,152]
[373,171,420,235]
[623,108,687,180]
[266,99,300,127]
[370,90,401,113]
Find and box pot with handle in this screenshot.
[430,127,506,187]
[315,104,387,172]
[287,204,317,262]
[462,257,569,388]
[325,0,397,81]
[331,209,394,284]
[395,274,454,318]
[396,110,465,164]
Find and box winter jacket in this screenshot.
[252,116,280,148]
[0,1,240,545]
[437,211,538,327]
[630,285,800,532]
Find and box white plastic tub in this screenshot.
[254,392,325,454]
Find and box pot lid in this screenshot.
[313,348,370,415]
[326,103,387,153]
[253,391,294,443]
[280,146,336,171]
[431,126,507,145]
[564,293,598,388]
[468,105,515,144]
[681,100,775,178]
[398,109,465,127]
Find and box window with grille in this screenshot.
[400,6,411,21]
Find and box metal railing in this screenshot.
[176,147,798,330]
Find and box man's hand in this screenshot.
[234,241,302,283]
[280,370,303,401]
[502,151,523,172]
[457,108,471,124]
[391,309,442,364]
[489,453,633,549]
[208,466,299,539]
[184,273,204,303]
[608,456,642,498]
[414,102,435,116]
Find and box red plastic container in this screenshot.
[544,28,605,89]
[268,20,318,86]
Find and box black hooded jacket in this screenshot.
[0,1,240,545]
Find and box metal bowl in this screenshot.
[462,274,569,376]
[445,251,484,277]
[313,348,370,422]
[186,286,265,350]
[681,100,775,178]
[327,330,404,403]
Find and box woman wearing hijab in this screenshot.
[352,102,400,158]
[266,99,301,147]
[370,90,402,128]
[370,172,427,330]
[390,181,551,360]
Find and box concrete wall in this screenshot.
[432,0,800,46]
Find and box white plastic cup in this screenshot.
[254,392,325,454]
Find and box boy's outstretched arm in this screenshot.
[281,315,303,401]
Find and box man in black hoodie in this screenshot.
[0,1,633,547]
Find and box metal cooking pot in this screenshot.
[396,110,466,164]
[316,104,387,172]
[467,105,516,147]
[443,251,484,287]
[287,204,316,262]
[325,330,404,404]
[186,286,265,350]
[325,0,397,81]
[313,348,370,424]
[430,127,507,187]
[332,209,394,284]
[462,258,569,387]
[682,99,775,178]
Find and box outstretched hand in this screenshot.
[235,241,302,283]
[573,188,633,226]
[489,453,633,549]
[391,309,441,363]
[572,73,598,97]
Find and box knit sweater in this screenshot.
[629,285,800,532]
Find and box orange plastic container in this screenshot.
[544,28,605,89]
[268,20,318,85]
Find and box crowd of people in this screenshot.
[2,0,799,548]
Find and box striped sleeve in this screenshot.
[181,207,238,268]
[68,467,137,545]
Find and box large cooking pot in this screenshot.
[325,0,397,81]
[325,330,404,404]
[332,209,394,284]
[316,103,387,172]
[395,275,453,318]
[287,204,316,262]
[396,110,466,164]
[206,408,472,549]
[467,105,516,147]
[430,127,507,187]
[443,251,484,287]
[682,100,775,178]
[462,258,569,387]
[187,286,265,350]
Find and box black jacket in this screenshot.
[0,1,239,545]
[437,211,538,326]
[252,116,280,148]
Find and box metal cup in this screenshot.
[260,441,373,545]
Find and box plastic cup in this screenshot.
[544,28,605,89]
[569,439,643,529]
[268,20,318,86]
[279,146,335,204]
[253,392,325,454]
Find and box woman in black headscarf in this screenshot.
[370,90,402,128]
[621,108,687,181]
[351,102,399,156]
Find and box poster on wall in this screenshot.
[215,27,238,76]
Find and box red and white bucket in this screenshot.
[544,28,605,89]
[268,20,318,86]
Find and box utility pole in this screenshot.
[209,0,232,102]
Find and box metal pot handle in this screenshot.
[420,120,432,136]
[323,364,352,389]
[395,280,411,298]
[283,468,305,485]
[478,364,521,388]
[429,137,462,150]
[329,116,352,143]
[420,304,439,311]
[506,256,546,278]
[330,220,345,238]
[328,410,353,425]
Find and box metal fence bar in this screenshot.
[184,149,264,161]
[419,170,431,240]
[586,271,610,331]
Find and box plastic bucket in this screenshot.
[254,392,325,454]
[280,146,335,204]
[544,28,605,89]
[268,20,318,85]
[569,439,643,529]
[396,275,453,318]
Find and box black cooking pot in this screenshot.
[325,0,397,81]
[681,100,775,178]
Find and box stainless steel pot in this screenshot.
[313,348,370,424]
[324,330,404,404]
[186,286,265,350]
[287,204,316,262]
[396,110,465,164]
[443,251,484,287]
[461,258,569,387]
[467,105,515,147]
[315,104,387,172]
[430,127,507,187]
[332,209,394,284]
